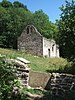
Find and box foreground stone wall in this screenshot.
[15,58,30,87]
[29,71,51,88]
[29,71,75,95]
[7,57,30,87]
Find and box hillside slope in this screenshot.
[0,48,68,72]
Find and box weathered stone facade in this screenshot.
[18,25,59,57]
[43,37,59,57]
[18,25,43,56]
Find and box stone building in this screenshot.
[18,25,59,57]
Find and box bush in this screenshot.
[0,55,15,100]
[0,55,30,100]
[64,59,75,74]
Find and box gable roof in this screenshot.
[25,25,42,36]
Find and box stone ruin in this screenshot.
[29,71,75,96]
[47,73,75,95]
[7,57,75,96]
[6,57,31,87]
[4,56,75,97]
[18,25,59,58]
[15,57,30,87]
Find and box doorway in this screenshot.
[48,49,50,57]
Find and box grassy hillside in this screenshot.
[0,48,68,72]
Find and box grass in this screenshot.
[0,48,68,73]
[0,48,75,100]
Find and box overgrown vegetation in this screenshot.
[0,53,44,100]
[0,0,58,49]
[1,0,75,59]
[0,48,68,73]
[0,54,15,99]
[1,0,75,99]
[0,48,75,74]
[0,48,75,99]
[57,0,75,59]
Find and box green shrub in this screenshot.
[63,59,75,74]
[0,55,15,100]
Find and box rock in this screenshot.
[17,57,30,64]
[27,92,42,100]
[14,59,27,68]
[6,58,30,87]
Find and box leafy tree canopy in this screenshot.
[30,10,58,39]
[13,1,28,11]
[57,0,75,59]
[0,0,58,49]
[0,0,12,7]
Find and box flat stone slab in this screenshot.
[17,57,30,64]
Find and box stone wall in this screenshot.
[6,55,75,95]
[17,67,30,87]
[29,71,51,88]
[29,71,75,95]
[18,25,43,56]
[43,37,59,57]
[18,25,59,57]
[7,57,30,87]
[15,57,30,87]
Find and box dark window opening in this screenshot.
[31,27,33,33]
[27,27,29,34]
[52,46,54,51]
[48,49,50,57]
[52,44,54,51]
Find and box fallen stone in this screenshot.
[27,92,42,99]
[17,57,30,64]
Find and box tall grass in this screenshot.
[0,48,68,73]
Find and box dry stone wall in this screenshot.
[5,57,75,95]
[46,73,75,95]
[17,68,30,87]
[15,57,30,87]
[29,71,75,95]
[6,57,30,87]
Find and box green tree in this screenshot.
[13,1,28,11]
[0,0,32,49]
[57,0,75,59]
[0,1,58,49]
[33,10,58,39]
[0,0,12,7]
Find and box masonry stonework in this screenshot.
[43,37,59,57]
[18,25,43,56]
[18,25,59,57]
[29,71,75,95]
